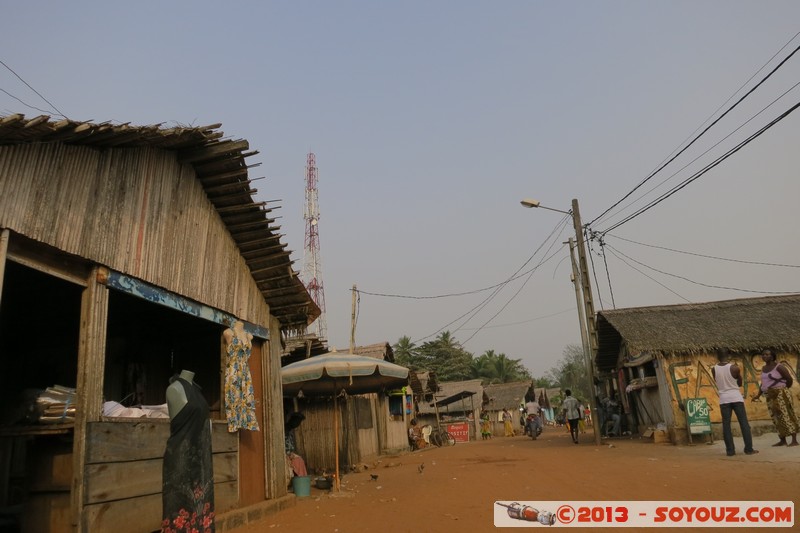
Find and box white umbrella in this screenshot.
[281,352,410,489]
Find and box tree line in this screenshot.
[393,331,590,398]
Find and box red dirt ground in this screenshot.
[230,427,799,532]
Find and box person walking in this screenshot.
[480,411,492,440]
[561,389,582,444]
[712,348,758,456]
[502,408,515,437]
[752,349,799,447]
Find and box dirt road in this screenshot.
[231,428,799,532]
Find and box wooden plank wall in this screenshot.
[265,317,287,498]
[82,420,238,533]
[0,143,270,326]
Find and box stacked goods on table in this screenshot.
[36,385,77,424]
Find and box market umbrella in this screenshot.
[281,352,410,489]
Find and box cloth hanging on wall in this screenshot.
[224,327,259,432]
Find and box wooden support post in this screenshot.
[72,266,109,532]
[0,229,8,309]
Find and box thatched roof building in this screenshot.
[596,294,800,371]
[483,381,535,412]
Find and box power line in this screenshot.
[0,87,56,115]
[604,246,692,303]
[357,214,571,301]
[0,59,66,118]
[599,100,800,234]
[460,238,567,346]
[605,243,799,295]
[458,308,575,330]
[590,40,800,227]
[599,239,616,309]
[410,214,571,344]
[450,217,570,341]
[593,79,800,231]
[605,233,800,268]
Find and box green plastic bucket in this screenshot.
[291,475,311,497]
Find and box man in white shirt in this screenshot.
[525,399,542,437]
[712,348,758,456]
[561,389,582,444]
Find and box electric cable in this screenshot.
[605,243,799,295]
[0,87,56,115]
[599,239,616,309]
[604,246,692,303]
[586,231,606,311]
[411,214,571,344]
[590,40,800,227]
[357,215,568,300]
[594,79,800,231]
[0,59,67,118]
[457,308,575,330]
[460,236,568,346]
[605,233,800,268]
[450,218,570,340]
[599,100,800,234]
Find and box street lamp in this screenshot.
[521,197,602,446]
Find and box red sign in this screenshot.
[447,422,470,443]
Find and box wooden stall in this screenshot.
[0,115,319,532]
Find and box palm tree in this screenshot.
[393,335,419,369]
[471,350,531,384]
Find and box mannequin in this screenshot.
[166,369,195,418]
[223,320,252,347]
[162,369,215,530]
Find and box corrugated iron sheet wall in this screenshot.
[0,143,269,325]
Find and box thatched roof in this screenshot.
[417,379,485,415]
[408,370,438,398]
[0,114,320,333]
[596,294,800,370]
[281,341,392,367]
[483,381,535,411]
[351,342,395,362]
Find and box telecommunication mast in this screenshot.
[301,152,327,340]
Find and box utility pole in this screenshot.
[568,238,591,361]
[350,284,357,354]
[571,199,601,446]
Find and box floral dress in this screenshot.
[224,331,259,432]
[162,378,215,532]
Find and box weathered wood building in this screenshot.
[596,295,800,444]
[0,114,320,531]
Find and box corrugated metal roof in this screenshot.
[0,113,320,331]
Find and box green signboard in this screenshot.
[685,398,711,435]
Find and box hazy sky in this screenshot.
[2,2,799,377]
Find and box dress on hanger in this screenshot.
[224,327,259,432]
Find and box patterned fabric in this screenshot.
[224,331,259,432]
[766,388,800,438]
[162,378,215,533]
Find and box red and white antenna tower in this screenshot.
[301,152,327,340]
